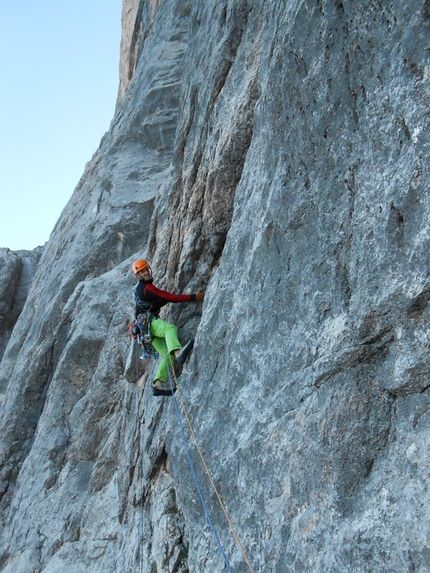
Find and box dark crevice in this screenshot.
[178,74,260,290]
[129,0,148,82]
[407,288,430,319]
[210,5,252,108]
[315,331,395,388]
[171,533,189,573]
[358,326,394,347]
[0,549,11,570]
[389,382,430,399]
[363,458,374,479]
[177,86,198,163]
[148,446,168,482]
[187,4,252,194]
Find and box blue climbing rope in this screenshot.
[163,342,234,573]
[137,403,145,573]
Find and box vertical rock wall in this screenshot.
[0,1,429,572]
[0,248,43,366]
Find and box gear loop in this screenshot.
[134,311,159,359]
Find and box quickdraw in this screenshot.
[133,312,159,360]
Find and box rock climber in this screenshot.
[130,259,205,396]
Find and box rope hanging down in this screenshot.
[164,345,234,572]
[137,402,146,573]
[165,345,256,573]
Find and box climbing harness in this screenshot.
[134,290,153,315]
[164,344,256,573]
[132,287,159,372]
[133,312,159,360]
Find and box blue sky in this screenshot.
[0,0,122,251]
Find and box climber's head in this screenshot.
[132,259,152,279]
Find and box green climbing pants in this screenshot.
[150,317,181,383]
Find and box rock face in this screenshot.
[0,248,43,366]
[117,0,141,104]
[0,1,429,572]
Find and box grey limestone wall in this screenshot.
[0,1,429,572]
[0,247,43,366]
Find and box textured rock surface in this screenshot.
[0,247,43,366]
[117,0,141,104]
[0,1,429,572]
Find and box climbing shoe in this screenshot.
[152,380,176,397]
[175,339,194,365]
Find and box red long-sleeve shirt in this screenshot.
[135,279,196,316]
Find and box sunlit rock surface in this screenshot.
[0,1,429,572]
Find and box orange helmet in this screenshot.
[132,259,149,274]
